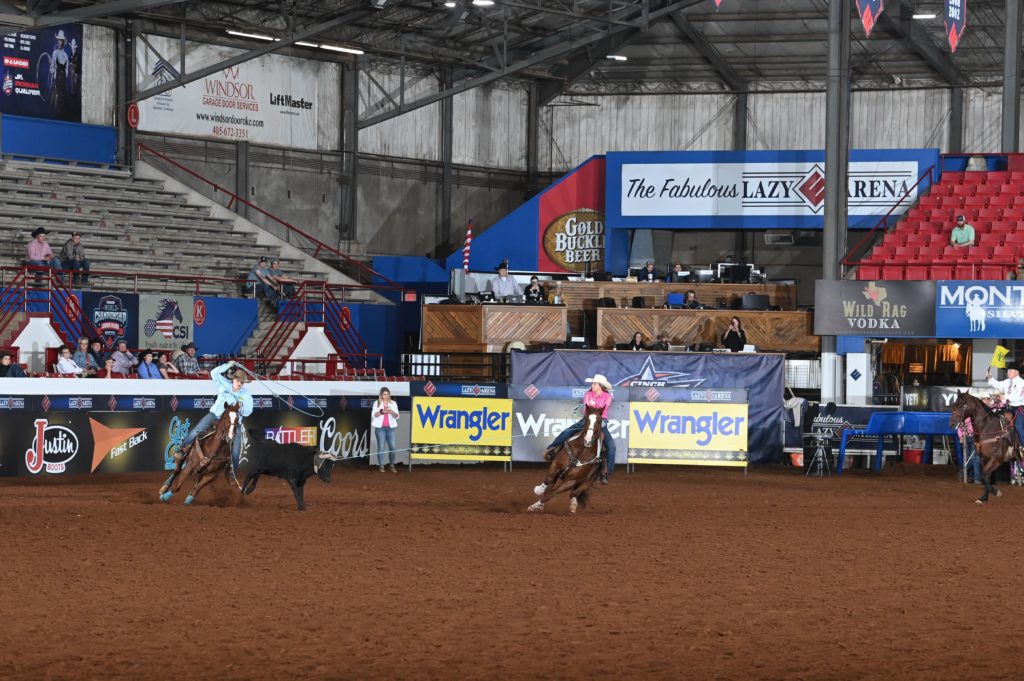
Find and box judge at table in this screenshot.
[637,261,660,282]
[490,259,522,300]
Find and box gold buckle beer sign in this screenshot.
[542,209,606,272]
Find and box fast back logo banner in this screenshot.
[538,157,606,274]
[935,281,1024,338]
[139,294,194,352]
[0,24,82,121]
[629,402,748,466]
[855,0,885,36]
[411,396,512,461]
[945,0,966,52]
[606,149,938,230]
[135,35,319,149]
[813,280,936,336]
[512,350,783,464]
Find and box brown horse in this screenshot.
[949,391,1016,504]
[528,404,605,514]
[158,404,241,505]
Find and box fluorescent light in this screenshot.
[226,30,278,41]
[606,54,628,61]
[472,0,495,5]
[912,12,937,19]
[319,44,365,55]
[295,41,319,48]
[444,1,456,6]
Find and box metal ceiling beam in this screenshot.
[668,11,745,91]
[135,10,372,102]
[536,28,643,106]
[876,0,965,84]
[495,0,646,28]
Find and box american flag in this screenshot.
[154,299,182,339]
[462,219,473,272]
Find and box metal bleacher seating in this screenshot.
[856,170,1024,281]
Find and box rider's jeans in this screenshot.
[549,419,616,475]
[964,435,981,482]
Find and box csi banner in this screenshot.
[139,294,194,352]
[509,384,629,463]
[935,281,1024,338]
[814,280,936,337]
[628,402,748,466]
[605,149,939,230]
[0,24,82,121]
[411,396,512,462]
[135,35,319,149]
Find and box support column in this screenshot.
[732,92,747,151]
[949,86,964,154]
[1003,0,1022,153]
[340,62,358,244]
[821,0,852,404]
[526,82,540,196]
[117,25,135,168]
[439,69,454,258]
[235,141,250,220]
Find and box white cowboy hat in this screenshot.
[585,374,612,391]
[55,30,66,41]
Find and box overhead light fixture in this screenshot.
[226,29,278,41]
[472,0,495,5]
[371,0,389,8]
[912,12,937,19]
[295,41,319,48]
[319,44,365,55]
[444,1,456,6]
[606,54,628,61]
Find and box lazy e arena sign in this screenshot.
[814,280,936,336]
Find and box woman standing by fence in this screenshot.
[372,387,400,473]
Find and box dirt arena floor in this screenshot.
[2,462,1022,681]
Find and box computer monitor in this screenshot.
[696,269,715,283]
[448,268,466,302]
[742,293,770,310]
[726,264,752,283]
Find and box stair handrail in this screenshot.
[841,164,938,271]
[136,142,403,291]
[255,285,309,367]
[0,268,28,346]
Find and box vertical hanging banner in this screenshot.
[713,0,723,8]
[945,0,966,52]
[855,0,884,36]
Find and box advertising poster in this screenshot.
[537,157,606,274]
[135,35,319,149]
[410,396,512,461]
[935,281,1024,339]
[139,293,195,353]
[508,384,629,463]
[813,280,936,337]
[82,291,139,350]
[0,24,82,121]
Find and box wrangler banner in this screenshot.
[410,396,513,462]
[627,388,748,467]
[509,384,629,463]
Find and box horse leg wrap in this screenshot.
[533,483,547,496]
[184,495,194,505]
[159,490,173,502]
[528,500,544,512]
[569,497,579,514]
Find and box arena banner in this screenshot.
[135,35,319,149]
[814,280,936,337]
[410,396,512,462]
[0,24,82,121]
[0,394,371,477]
[537,157,606,274]
[512,350,783,465]
[82,291,139,351]
[605,149,939,230]
[509,384,629,463]
[855,0,885,36]
[945,0,966,52]
[935,281,1024,338]
[783,403,899,456]
[627,387,749,467]
[139,294,194,353]
[410,381,508,398]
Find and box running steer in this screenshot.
[240,438,338,510]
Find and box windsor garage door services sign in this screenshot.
[605,149,939,230]
[135,35,319,149]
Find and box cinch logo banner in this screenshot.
[629,403,747,451]
[412,397,513,447]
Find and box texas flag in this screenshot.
[855,0,884,36]
[945,0,966,53]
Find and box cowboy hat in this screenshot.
[30,227,49,237]
[585,374,613,391]
[55,30,66,41]
[1007,362,1020,373]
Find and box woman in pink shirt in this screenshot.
[371,387,400,473]
[543,374,615,484]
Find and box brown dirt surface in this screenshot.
[2,464,1022,681]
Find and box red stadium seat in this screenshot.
[988,194,1014,207]
[904,265,930,279]
[857,265,881,280]
[979,265,1009,280]
[954,264,979,279]
[881,264,905,279]
[930,264,954,279]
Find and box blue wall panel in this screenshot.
[193,297,257,356]
[1,115,116,165]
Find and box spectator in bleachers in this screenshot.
[0,351,26,377]
[157,351,180,379]
[246,256,274,298]
[110,339,139,375]
[137,350,163,379]
[86,338,106,372]
[55,345,84,375]
[174,342,208,376]
[95,357,119,379]
[71,337,97,375]
[268,260,298,299]
[950,215,975,248]
[59,232,90,287]
[25,227,63,281]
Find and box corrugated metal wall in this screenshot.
[747,91,826,150]
[453,82,528,171]
[358,64,440,161]
[965,86,1003,153]
[317,62,341,151]
[851,89,950,151]
[82,25,115,127]
[539,93,735,172]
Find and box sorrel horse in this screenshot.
[529,404,605,514]
[949,391,1017,504]
[158,404,241,505]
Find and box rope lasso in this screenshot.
[230,362,326,419]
